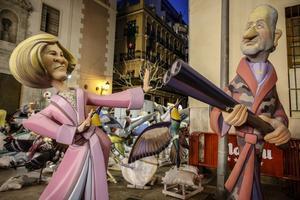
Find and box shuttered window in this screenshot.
[286,5,300,118]
[40,4,60,36]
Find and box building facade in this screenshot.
[0,0,116,115]
[114,0,188,107]
[189,0,300,138]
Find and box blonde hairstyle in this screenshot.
[9,33,77,88]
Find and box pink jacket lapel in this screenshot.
[252,62,277,113]
[236,57,258,96]
[51,95,78,126]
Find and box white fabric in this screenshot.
[162,165,199,186]
[121,156,158,187]
[0,175,38,192]
[68,151,90,200]
[84,156,93,200]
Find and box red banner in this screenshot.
[189,132,284,177]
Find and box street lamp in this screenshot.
[96,81,110,95]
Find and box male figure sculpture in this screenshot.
[210,4,291,200]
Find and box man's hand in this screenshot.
[259,115,291,146]
[222,104,248,127]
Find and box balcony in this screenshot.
[119,51,147,61]
[118,51,174,69]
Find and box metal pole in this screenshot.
[217,0,229,199]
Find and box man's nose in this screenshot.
[243,26,258,39]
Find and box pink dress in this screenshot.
[23,88,144,200]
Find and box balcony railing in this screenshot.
[118,51,171,69]
[119,51,146,61]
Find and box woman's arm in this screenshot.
[86,87,144,109]
[86,68,150,109]
[23,104,77,145]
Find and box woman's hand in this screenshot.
[142,68,152,93]
[74,109,94,145]
[77,109,94,133]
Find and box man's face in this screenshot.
[240,7,274,56]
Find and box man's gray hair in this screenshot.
[257,4,278,32]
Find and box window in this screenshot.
[163,98,169,107]
[157,28,161,41]
[286,4,300,117]
[128,0,140,5]
[156,52,160,61]
[146,22,151,35]
[145,94,151,100]
[40,4,60,36]
[126,20,137,58]
[154,96,161,104]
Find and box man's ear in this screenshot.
[274,29,282,47]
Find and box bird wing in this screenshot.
[128,122,171,163]
[179,108,190,120]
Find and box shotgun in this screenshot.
[163,59,287,148]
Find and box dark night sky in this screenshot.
[117,0,189,24]
[168,0,189,24]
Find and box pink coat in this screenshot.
[23,87,144,200]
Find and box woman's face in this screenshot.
[41,43,69,82]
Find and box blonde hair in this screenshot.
[9,33,77,88]
[0,109,7,127]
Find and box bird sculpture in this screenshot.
[128,101,189,168]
